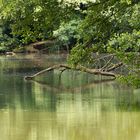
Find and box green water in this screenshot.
[0,54,140,140]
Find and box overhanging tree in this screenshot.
[25,0,140,88]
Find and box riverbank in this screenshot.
[0,40,70,55]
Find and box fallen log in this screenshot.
[24,64,117,80]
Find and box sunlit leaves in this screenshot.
[53,19,81,47]
[118,74,140,88]
[0,0,66,45]
[108,30,140,52]
[128,4,140,29]
[120,0,132,4]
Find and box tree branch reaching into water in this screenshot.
[24,62,123,80]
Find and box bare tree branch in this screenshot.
[24,64,117,80]
[107,62,123,72]
[100,55,114,71]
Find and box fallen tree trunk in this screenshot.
[24,64,117,80]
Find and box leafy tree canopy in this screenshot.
[0,0,77,49]
[68,0,140,62]
[67,0,140,87]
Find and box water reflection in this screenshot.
[0,54,140,140]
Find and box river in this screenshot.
[0,54,140,140]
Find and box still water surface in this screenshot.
[0,54,140,140]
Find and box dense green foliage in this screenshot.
[0,0,76,51]
[69,0,140,62]
[67,0,140,87]
[53,19,81,51]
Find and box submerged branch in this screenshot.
[24,53,125,81]
[24,64,117,80]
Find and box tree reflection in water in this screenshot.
[0,54,140,140]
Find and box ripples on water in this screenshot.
[0,54,140,140]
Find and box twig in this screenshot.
[100,55,114,71]
[107,62,123,72]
